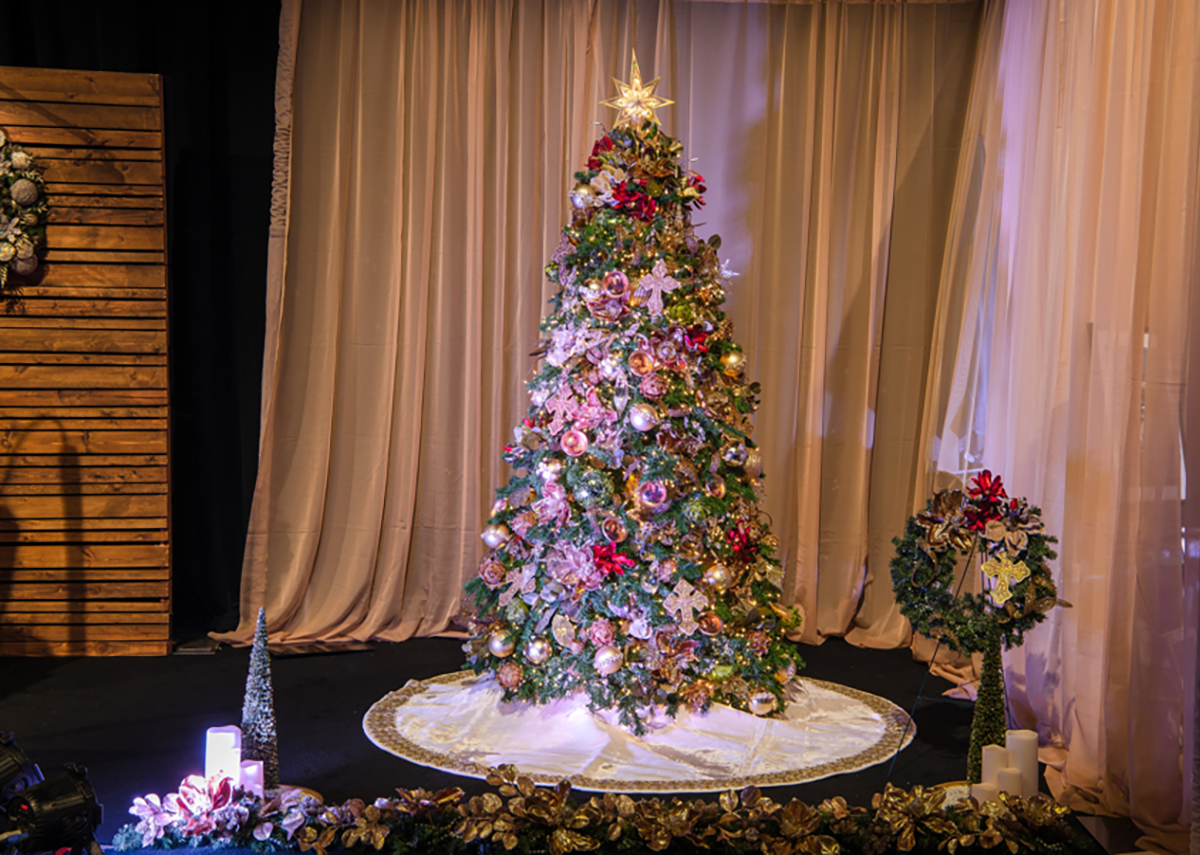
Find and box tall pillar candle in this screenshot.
[1005,729,1039,797]
[980,744,1009,786]
[205,725,242,783]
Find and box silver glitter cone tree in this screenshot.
[240,607,279,790]
[463,57,802,733]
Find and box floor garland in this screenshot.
[114,764,1096,855]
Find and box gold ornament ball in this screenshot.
[720,349,746,375]
[703,563,733,591]
[705,477,726,499]
[581,277,604,303]
[481,523,511,550]
[748,690,777,716]
[569,183,594,209]
[488,627,516,658]
[628,402,660,432]
[525,636,552,665]
[697,611,724,636]
[593,644,624,675]
[775,660,797,685]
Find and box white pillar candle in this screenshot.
[205,725,242,783]
[239,760,264,797]
[971,782,999,804]
[996,766,1023,795]
[980,744,1010,786]
[1006,729,1039,797]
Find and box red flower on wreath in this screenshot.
[612,180,658,221]
[964,469,1008,530]
[726,522,755,561]
[593,543,634,577]
[587,135,615,170]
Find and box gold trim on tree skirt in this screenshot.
[363,672,914,793]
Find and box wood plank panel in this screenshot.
[41,161,163,185]
[0,316,165,329]
[0,408,163,419]
[0,531,168,544]
[34,147,161,161]
[7,299,166,318]
[0,518,167,531]
[43,196,163,210]
[46,225,164,250]
[48,208,164,226]
[0,581,169,599]
[0,418,168,431]
[0,390,168,407]
[39,263,166,288]
[45,182,162,196]
[42,250,165,264]
[0,329,165,352]
[0,365,166,388]
[0,431,168,455]
[2,494,166,519]
[4,127,162,148]
[0,454,166,467]
[0,545,168,570]
[0,354,167,366]
[2,569,171,583]
[4,599,166,612]
[0,640,172,656]
[0,66,159,102]
[14,286,165,300]
[0,101,159,130]
[4,483,168,496]
[0,625,170,642]
[1,611,169,624]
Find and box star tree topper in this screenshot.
[601,51,674,127]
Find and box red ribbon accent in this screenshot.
[593,543,635,577]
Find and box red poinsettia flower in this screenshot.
[593,543,634,577]
[612,180,658,221]
[726,522,755,560]
[683,325,710,353]
[587,136,615,170]
[969,469,1007,504]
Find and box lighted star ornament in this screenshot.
[601,51,675,127]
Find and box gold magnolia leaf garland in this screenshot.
[114,765,1084,855]
[890,470,1066,655]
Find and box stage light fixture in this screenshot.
[4,764,103,855]
[0,734,42,805]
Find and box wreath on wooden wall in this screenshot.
[0,127,49,288]
[890,471,1065,656]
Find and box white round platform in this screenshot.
[364,672,914,793]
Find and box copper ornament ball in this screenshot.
[593,644,624,675]
[601,516,628,543]
[748,690,778,716]
[697,611,724,636]
[628,350,655,376]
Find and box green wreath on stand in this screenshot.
[0,127,49,301]
[890,470,1068,784]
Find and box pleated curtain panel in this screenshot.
[216,0,1200,850]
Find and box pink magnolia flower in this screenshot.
[128,793,179,847]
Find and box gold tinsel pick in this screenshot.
[601,51,674,127]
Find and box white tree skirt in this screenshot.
[364,672,914,793]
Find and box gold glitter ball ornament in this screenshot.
[702,562,733,591]
[488,627,516,658]
[481,523,510,550]
[593,644,624,675]
[629,402,660,432]
[569,183,593,209]
[748,690,777,716]
[524,636,552,665]
[720,349,746,375]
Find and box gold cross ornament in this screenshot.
[601,51,674,127]
[980,553,1031,606]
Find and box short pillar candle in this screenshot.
[1005,729,1039,797]
[240,760,264,797]
[996,766,1023,795]
[971,782,999,804]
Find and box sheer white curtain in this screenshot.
[920,1,1199,847]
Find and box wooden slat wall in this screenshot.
[0,66,170,655]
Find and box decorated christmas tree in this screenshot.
[241,608,279,791]
[463,56,802,733]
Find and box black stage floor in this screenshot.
[2,636,1128,851]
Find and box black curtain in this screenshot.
[0,0,279,635]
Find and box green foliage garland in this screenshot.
[890,471,1063,656]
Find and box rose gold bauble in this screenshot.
[748,690,777,716]
[720,350,746,375]
[601,516,628,543]
[636,481,669,509]
[775,660,797,684]
[593,644,624,675]
[705,477,726,499]
[628,403,660,432]
[488,627,516,658]
[525,636,552,664]
[561,429,589,457]
[602,270,629,299]
[481,523,511,549]
[697,611,724,636]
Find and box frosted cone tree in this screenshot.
[464,58,801,732]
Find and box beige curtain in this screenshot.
[220,0,981,645]
[919,0,1199,848]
